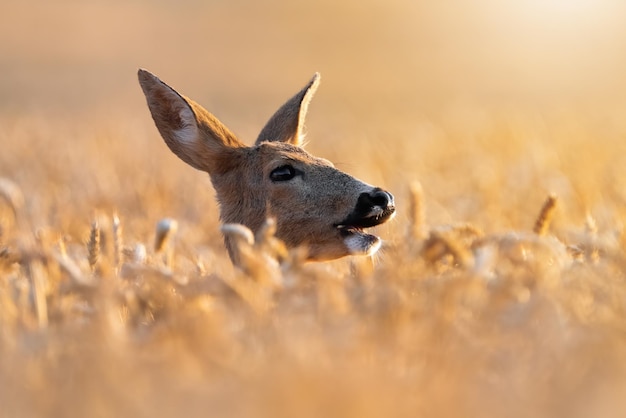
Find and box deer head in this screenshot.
[138,69,395,262]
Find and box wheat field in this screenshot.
[2,1,626,417]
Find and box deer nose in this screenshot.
[337,187,396,229]
[360,188,394,210]
[370,188,394,209]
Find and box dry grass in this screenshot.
[2,1,626,417]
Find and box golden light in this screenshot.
[507,0,622,32]
[528,0,602,14]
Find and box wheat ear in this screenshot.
[408,181,426,239]
[154,218,177,253]
[87,220,100,272]
[28,259,48,328]
[155,218,178,267]
[112,214,123,269]
[0,178,25,220]
[533,194,558,236]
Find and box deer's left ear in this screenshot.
[138,69,245,174]
[255,73,320,147]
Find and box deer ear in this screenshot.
[138,69,244,173]
[255,73,320,147]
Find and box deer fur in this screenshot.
[138,69,395,262]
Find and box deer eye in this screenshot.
[270,165,297,182]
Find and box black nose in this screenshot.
[360,188,394,209]
[371,188,394,208]
[336,187,396,229]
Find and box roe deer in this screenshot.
[138,69,395,262]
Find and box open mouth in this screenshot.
[335,205,396,231]
[334,206,396,255]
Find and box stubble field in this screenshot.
[2,1,626,417]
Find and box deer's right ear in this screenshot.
[255,73,320,147]
[138,69,244,173]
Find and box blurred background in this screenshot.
[2,0,626,232]
[3,0,626,117]
[3,2,626,417]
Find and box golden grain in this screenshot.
[0,177,24,220]
[154,218,178,254]
[87,220,100,272]
[533,193,558,236]
[154,218,178,268]
[2,2,626,415]
[112,214,123,269]
[408,181,426,240]
[27,259,48,328]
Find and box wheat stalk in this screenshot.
[408,181,426,239]
[255,218,288,262]
[0,177,24,221]
[87,220,100,272]
[584,212,600,262]
[155,218,178,267]
[154,218,178,253]
[132,243,147,264]
[57,236,68,259]
[112,214,123,269]
[221,223,255,246]
[584,213,598,235]
[424,231,474,269]
[533,194,558,236]
[28,259,48,328]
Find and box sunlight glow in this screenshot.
[539,0,600,12]
[519,0,612,21]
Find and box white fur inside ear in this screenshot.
[172,106,198,145]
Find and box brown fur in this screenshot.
[138,69,394,262]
